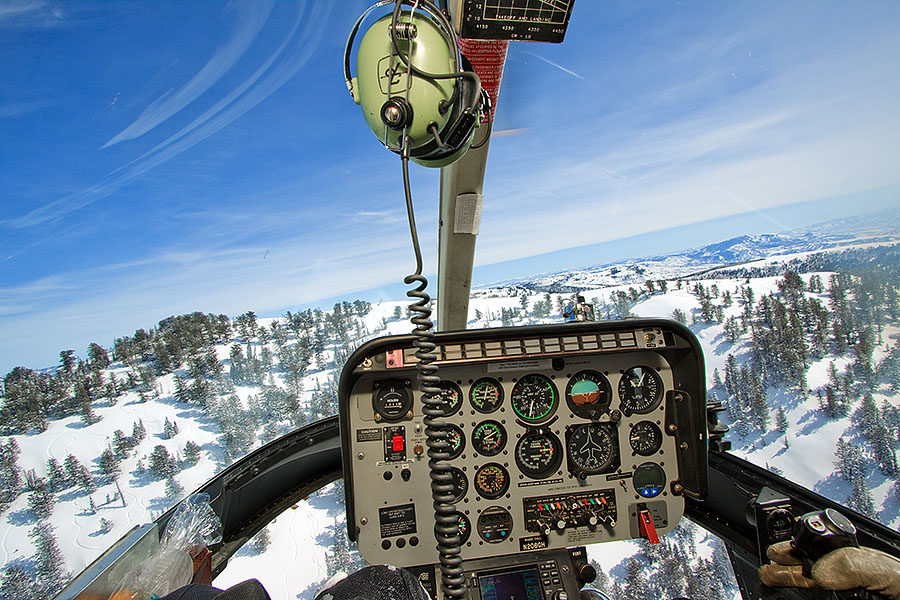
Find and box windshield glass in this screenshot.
[1,1,898,599]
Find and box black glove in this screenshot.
[759,540,900,599]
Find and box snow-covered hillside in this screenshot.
[2,218,900,600]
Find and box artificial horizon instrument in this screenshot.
[55,2,900,599]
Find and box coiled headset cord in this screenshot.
[400,137,465,599]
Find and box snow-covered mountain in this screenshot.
[3,210,900,600]
[475,208,900,296]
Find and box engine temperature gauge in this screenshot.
[446,423,465,459]
[472,420,507,456]
[469,378,504,413]
[474,463,510,499]
[429,380,463,416]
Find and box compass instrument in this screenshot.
[618,366,663,415]
[510,374,558,423]
[565,370,612,418]
[472,420,507,456]
[470,377,504,413]
[515,429,563,479]
[566,423,619,478]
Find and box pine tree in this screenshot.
[775,407,789,434]
[99,448,121,482]
[30,522,68,596]
[848,471,876,518]
[46,457,67,492]
[27,478,55,519]
[87,342,111,369]
[622,558,648,599]
[183,441,202,465]
[252,526,271,553]
[149,445,177,478]
[100,517,113,534]
[132,419,146,442]
[165,475,184,501]
[0,438,23,503]
[0,564,33,600]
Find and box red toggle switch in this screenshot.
[638,508,660,544]
[392,435,404,452]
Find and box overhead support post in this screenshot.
[436,140,490,332]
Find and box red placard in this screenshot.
[459,38,509,114]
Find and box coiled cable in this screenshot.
[399,137,465,598]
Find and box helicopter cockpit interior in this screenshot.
[39,1,900,599]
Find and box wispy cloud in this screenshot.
[3,2,332,230]
[101,1,274,147]
[0,0,44,23]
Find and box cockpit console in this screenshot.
[339,319,708,597]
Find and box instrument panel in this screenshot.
[339,320,707,567]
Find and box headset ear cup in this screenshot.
[409,61,482,164]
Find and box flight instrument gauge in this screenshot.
[446,424,466,459]
[633,462,666,499]
[477,507,513,544]
[452,511,471,544]
[372,380,412,422]
[565,370,612,418]
[449,467,468,504]
[472,420,507,456]
[474,463,510,499]
[430,380,463,416]
[566,423,619,477]
[469,377,504,413]
[618,366,663,415]
[515,429,563,479]
[511,374,558,423]
[629,421,663,456]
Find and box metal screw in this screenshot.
[667,424,677,433]
[360,517,368,525]
[357,452,365,460]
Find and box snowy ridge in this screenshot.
[3,213,900,599]
[477,208,900,295]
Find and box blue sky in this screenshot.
[1,0,899,374]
